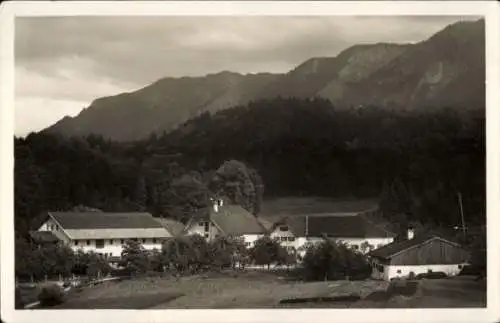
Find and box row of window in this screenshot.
[278,236,296,242]
[48,224,59,231]
[73,238,162,247]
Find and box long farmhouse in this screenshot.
[35,212,179,258]
[34,197,469,281]
[268,214,396,257]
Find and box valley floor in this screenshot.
[52,271,486,309]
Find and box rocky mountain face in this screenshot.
[44,19,484,141]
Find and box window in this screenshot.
[152,238,157,244]
[142,239,146,243]
[204,233,209,238]
[458,264,463,269]
[397,269,402,274]
[86,240,91,246]
[287,237,295,242]
[204,222,210,232]
[120,239,125,244]
[95,239,104,249]
[109,240,113,245]
[74,241,79,246]
[279,226,288,232]
[427,269,433,273]
[245,242,251,247]
[353,245,359,250]
[280,237,288,242]
[198,221,205,226]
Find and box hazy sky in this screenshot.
[15,15,476,136]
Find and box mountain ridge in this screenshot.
[44,19,485,141]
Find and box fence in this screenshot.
[16,271,113,289]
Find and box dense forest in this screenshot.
[15,97,485,238]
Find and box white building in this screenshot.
[37,211,181,258]
[268,214,396,258]
[184,197,267,248]
[368,228,470,281]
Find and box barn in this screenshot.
[368,228,470,281]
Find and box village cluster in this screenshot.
[30,197,471,281]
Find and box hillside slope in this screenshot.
[43,19,484,141]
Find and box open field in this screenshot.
[53,271,485,309]
[259,197,378,222]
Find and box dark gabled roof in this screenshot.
[154,217,185,236]
[49,212,163,230]
[308,215,394,238]
[274,214,394,238]
[29,231,60,243]
[368,234,463,260]
[256,217,274,231]
[210,204,267,236]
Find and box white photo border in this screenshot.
[1,1,499,323]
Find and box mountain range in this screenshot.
[44,19,485,142]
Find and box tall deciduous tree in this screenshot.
[158,172,211,222]
[211,160,264,215]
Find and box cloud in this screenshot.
[15,98,87,137]
[14,15,479,135]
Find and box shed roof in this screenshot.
[49,212,164,230]
[29,231,60,243]
[368,234,463,260]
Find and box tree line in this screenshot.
[15,233,371,283]
[15,97,485,236]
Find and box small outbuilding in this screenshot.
[368,228,470,281]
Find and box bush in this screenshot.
[145,270,163,278]
[416,271,447,280]
[459,264,483,276]
[301,239,371,281]
[387,280,418,297]
[15,287,25,309]
[38,284,64,307]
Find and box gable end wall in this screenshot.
[389,238,470,266]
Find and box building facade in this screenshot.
[37,212,179,258]
[184,197,267,248]
[369,229,470,281]
[269,214,396,258]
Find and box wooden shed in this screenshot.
[368,231,470,281]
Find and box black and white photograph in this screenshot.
[1,1,499,323]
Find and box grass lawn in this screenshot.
[259,197,378,222]
[54,291,184,309]
[46,272,486,309]
[54,271,388,309]
[17,285,41,306]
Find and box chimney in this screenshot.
[407,226,415,240]
[219,199,223,207]
[213,200,219,213]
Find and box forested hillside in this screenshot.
[15,97,485,237]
